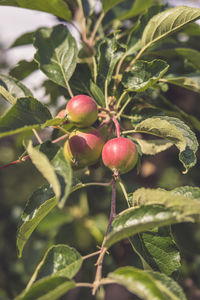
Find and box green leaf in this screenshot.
[97,38,123,89]
[27,141,61,198]
[120,0,160,20]
[142,6,200,49]
[102,0,124,13]
[0,97,52,138]
[15,277,75,300]
[51,148,72,208]
[122,59,169,92]
[131,186,200,215]
[17,185,56,258]
[69,63,92,95]
[149,48,200,70]
[28,245,82,286]
[161,73,200,94]
[0,73,33,99]
[108,266,186,300]
[90,80,105,106]
[134,138,172,155]
[130,226,181,275]
[105,186,200,248]
[126,6,163,57]
[135,116,198,173]
[3,0,72,21]
[34,25,78,88]
[104,205,183,249]
[0,0,18,6]
[0,86,16,105]
[10,60,38,80]
[11,30,35,48]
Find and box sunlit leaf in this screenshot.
[0,97,53,138]
[161,73,200,94]
[0,73,33,99]
[17,185,56,258]
[122,59,169,92]
[34,25,78,88]
[102,0,124,13]
[135,116,198,173]
[108,266,186,300]
[1,0,72,21]
[29,244,82,285]
[142,6,200,49]
[15,277,75,300]
[134,139,173,155]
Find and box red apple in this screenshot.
[64,127,104,169]
[66,95,98,128]
[102,137,138,174]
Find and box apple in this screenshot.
[66,95,98,128]
[102,137,138,174]
[64,127,104,169]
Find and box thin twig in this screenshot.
[65,80,74,98]
[52,133,69,144]
[92,178,117,295]
[116,91,128,109]
[0,155,30,170]
[118,179,130,208]
[105,79,108,109]
[116,97,132,119]
[112,117,121,138]
[89,12,105,45]
[92,56,97,83]
[32,129,43,144]
[83,250,101,260]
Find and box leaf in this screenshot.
[126,6,163,57]
[120,0,160,20]
[102,0,124,13]
[161,73,200,94]
[11,30,35,48]
[0,86,16,105]
[130,226,181,275]
[10,60,38,80]
[142,6,200,49]
[17,185,56,258]
[131,186,200,215]
[149,48,200,70]
[122,59,169,92]
[105,205,184,249]
[0,97,53,138]
[28,245,82,285]
[34,25,78,88]
[69,63,92,95]
[135,116,198,173]
[134,139,173,155]
[108,266,186,300]
[90,80,105,106]
[0,73,33,99]
[2,0,72,21]
[97,38,123,89]
[15,277,75,300]
[27,141,61,199]
[105,185,200,249]
[51,149,72,208]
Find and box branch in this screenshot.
[92,177,117,295]
[112,117,121,138]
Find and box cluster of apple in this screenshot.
[55,95,138,175]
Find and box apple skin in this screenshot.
[64,127,104,169]
[66,95,98,128]
[102,137,138,174]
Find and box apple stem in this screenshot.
[112,117,121,138]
